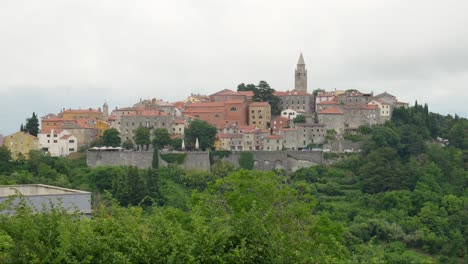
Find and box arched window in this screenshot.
[230,107,237,112]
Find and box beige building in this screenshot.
[262,135,283,151]
[248,102,271,129]
[4,131,39,160]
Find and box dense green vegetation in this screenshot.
[0,105,466,263]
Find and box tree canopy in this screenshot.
[152,128,171,149]
[25,112,39,136]
[184,120,217,150]
[134,126,150,150]
[102,128,121,147]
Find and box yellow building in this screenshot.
[4,131,39,160]
[248,102,271,129]
[95,120,110,138]
[61,109,104,120]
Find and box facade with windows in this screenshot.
[38,129,78,157]
[248,102,271,129]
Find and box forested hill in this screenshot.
[0,104,466,263]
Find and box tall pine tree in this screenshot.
[25,112,39,136]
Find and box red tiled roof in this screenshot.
[238,91,254,97]
[41,118,77,122]
[63,109,101,113]
[319,107,343,115]
[171,118,185,124]
[60,135,72,140]
[173,101,185,110]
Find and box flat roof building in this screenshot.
[0,184,91,216]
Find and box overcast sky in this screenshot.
[1,0,467,135]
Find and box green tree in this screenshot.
[293,114,306,124]
[152,128,171,149]
[134,126,150,150]
[152,147,159,169]
[237,83,257,92]
[184,120,217,150]
[102,128,122,148]
[102,128,121,147]
[126,166,147,206]
[253,81,281,116]
[121,139,134,150]
[25,112,39,137]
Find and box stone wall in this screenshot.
[87,150,323,172]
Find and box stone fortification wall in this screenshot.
[87,151,153,168]
[87,150,323,172]
[220,150,322,172]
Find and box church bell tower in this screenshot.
[295,53,307,91]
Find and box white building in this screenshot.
[281,109,300,120]
[368,100,392,122]
[38,129,78,157]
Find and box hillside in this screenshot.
[0,105,466,263]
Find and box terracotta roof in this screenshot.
[272,116,289,122]
[319,107,343,115]
[173,101,185,110]
[60,135,72,140]
[249,102,270,107]
[41,118,77,122]
[210,89,237,96]
[171,118,185,124]
[63,109,101,114]
[362,105,379,110]
[237,91,254,97]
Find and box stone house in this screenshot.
[248,102,271,129]
[271,116,290,134]
[4,131,39,160]
[262,135,283,151]
[343,105,380,131]
[218,133,243,151]
[276,90,315,114]
[368,100,392,123]
[318,107,345,134]
[119,110,172,141]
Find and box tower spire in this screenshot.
[295,53,307,91]
[297,53,305,65]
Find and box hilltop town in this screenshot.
[1,54,409,159]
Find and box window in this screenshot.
[47,134,50,138]
[230,107,237,112]
[53,134,57,137]
[69,148,75,152]
[251,110,254,113]
[69,140,74,143]
[53,140,58,143]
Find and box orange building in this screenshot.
[41,118,77,133]
[61,108,104,120]
[183,100,248,129]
